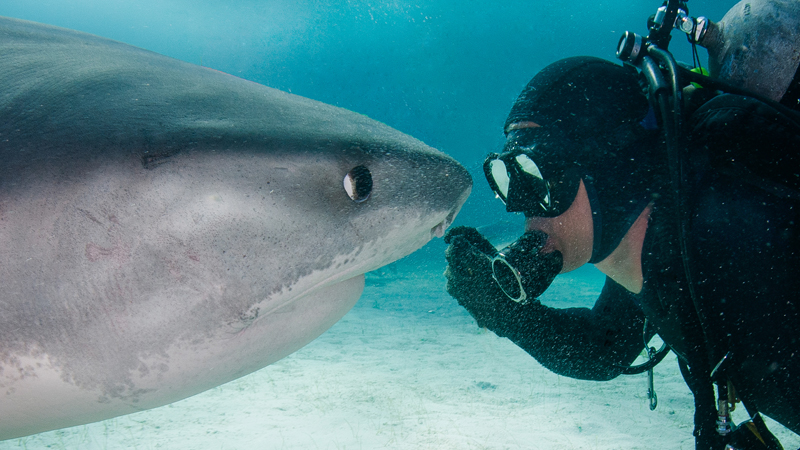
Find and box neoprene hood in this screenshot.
[502,56,663,263]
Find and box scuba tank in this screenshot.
[697,0,800,109]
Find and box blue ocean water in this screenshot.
[4,1,797,449]
[0,1,732,226]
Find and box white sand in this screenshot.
[2,255,798,450]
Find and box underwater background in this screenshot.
[2,0,798,449]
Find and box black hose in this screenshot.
[648,47,682,135]
[680,66,800,119]
[646,44,737,450]
[645,48,698,315]
[614,343,670,375]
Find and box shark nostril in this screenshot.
[344,165,373,203]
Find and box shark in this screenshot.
[0,17,471,439]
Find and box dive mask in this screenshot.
[484,129,582,217]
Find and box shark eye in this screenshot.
[344,165,372,203]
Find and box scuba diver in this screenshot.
[444,1,800,449]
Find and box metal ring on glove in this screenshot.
[491,253,528,304]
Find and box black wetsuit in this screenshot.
[477,93,800,441]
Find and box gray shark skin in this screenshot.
[0,17,471,439]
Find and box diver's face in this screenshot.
[525,178,593,273]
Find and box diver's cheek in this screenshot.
[524,180,594,273]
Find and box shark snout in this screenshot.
[432,208,457,238]
[428,155,472,238]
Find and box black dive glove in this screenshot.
[443,226,563,329]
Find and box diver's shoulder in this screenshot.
[686,92,800,197]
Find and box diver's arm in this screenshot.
[493,278,649,381]
[445,226,650,381]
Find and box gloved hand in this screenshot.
[444,226,564,330]
[444,226,513,329]
[495,230,563,300]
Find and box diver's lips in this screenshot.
[539,237,557,254]
[524,217,556,253]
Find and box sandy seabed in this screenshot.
[2,257,799,450]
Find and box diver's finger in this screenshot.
[445,236,490,267]
[444,234,470,260]
[443,225,478,244]
[444,226,498,255]
[451,227,495,254]
[516,229,548,251]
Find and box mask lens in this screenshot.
[513,154,551,211]
[491,256,527,303]
[488,159,510,201]
[515,154,543,179]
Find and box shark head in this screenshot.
[0,16,471,439]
